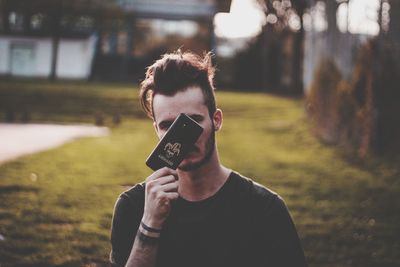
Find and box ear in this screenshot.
[213,109,223,131]
[153,120,162,138]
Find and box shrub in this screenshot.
[307,38,400,157]
[306,59,341,144]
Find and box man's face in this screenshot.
[152,86,220,171]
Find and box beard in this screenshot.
[178,125,216,172]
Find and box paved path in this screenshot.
[0,123,109,164]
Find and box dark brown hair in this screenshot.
[139,51,216,120]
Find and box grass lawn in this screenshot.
[0,80,399,266]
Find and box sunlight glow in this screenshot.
[303,1,328,32]
[337,0,381,35]
[214,0,266,39]
[304,0,381,35]
[215,0,384,38]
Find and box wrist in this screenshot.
[141,214,164,230]
[137,229,159,246]
[139,221,162,238]
[141,221,162,233]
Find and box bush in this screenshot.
[306,59,341,144]
[306,38,400,157]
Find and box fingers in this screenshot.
[158,181,178,193]
[157,191,179,202]
[147,181,178,197]
[146,167,178,190]
[145,169,179,199]
[142,168,179,228]
[146,175,176,190]
[146,167,177,182]
[164,192,179,200]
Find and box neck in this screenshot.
[177,151,231,201]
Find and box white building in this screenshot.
[0,0,230,81]
[0,35,96,79]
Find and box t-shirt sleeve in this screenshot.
[261,195,308,267]
[109,191,143,267]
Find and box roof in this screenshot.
[117,0,231,20]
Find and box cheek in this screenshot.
[198,126,213,144]
[157,131,165,139]
[157,128,171,140]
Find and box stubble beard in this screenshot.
[178,126,216,172]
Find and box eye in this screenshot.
[159,122,172,131]
[190,115,204,123]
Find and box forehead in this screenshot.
[152,86,208,122]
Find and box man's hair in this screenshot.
[139,50,217,120]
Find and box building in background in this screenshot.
[0,34,97,79]
[0,0,230,81]
[92,0,230,81]
[0,0,103,80]
[0,0,120,80]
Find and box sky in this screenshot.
[214,0,383,39]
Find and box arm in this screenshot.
[264,195,308,267]
[125,223,160,267]
[125,167,179,267]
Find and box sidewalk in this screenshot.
[0,123,109,164]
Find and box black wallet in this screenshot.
[146,113,204,170]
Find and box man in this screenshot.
[110,51,307,267]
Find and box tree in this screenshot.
[257,0,308,94]
[305,0,400,156]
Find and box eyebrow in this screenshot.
[157,114,204,129]
[188,114,204,122]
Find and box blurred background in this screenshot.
[0,0,399,266]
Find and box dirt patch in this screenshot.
[0,123,109,164]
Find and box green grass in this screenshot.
[0,80,399,266]
[0,80,142,123]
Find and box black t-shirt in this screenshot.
[110,172,307,267]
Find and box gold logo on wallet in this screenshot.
[164,143,181,158]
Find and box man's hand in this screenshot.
[142,167,179,230]
[125,167,178,267]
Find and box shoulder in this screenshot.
[110,183,146,266]
[120,182,146,200]
[111,182,146,231]
[230,171,279,200]
[114,182,146,210]
[230,171,286,213]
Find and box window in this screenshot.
[30,13,46,31]
[133,18,204,57]
[9,12,25,32]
